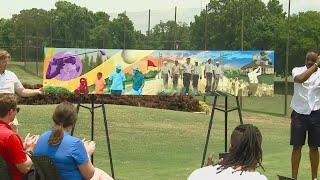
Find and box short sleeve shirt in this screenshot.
[162,65,170,75]
[192,65,201,75]
[214,65,223,75]
[0,120,27,180]
[204,63,213,73]
[34,131,89,180]
[172,65,180,75]
[94,79,105,94]
[188,165,268,180]
[0,70,23,93]
[182,63,192,74]
[291,66,320,114]
[132,73,144,91]
[109,71,126,90]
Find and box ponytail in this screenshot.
[48,102,77,146]
[48,124,64,146]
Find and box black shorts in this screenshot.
[290,110,320,147]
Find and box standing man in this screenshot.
[131,66,144,95]
[192,61,202,95]
[291,51,320,180]
[108,64,126,96]
[181,58,192,95]
[171,60,180,93]
[204,58,214,93]
[161,61,170,90]
[0,50,42,96]
[213,61,223,91]
[0,50,42,129]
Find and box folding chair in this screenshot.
[30,156,61,180]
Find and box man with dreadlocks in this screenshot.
[188,124,267,180]
[290,51,320,180]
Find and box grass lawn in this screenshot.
[7,64,43,84]
[9,65,313,180]
[16,104,312,180]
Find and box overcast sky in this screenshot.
[1,0,319,19]
[1,0,319,33]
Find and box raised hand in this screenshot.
[23,133,39,152]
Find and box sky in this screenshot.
[1,0,319,33]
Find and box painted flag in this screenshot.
[147,59,157,67]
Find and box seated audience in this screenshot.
[188,124,267,180]
[0,94,39,180]
[34,102,113,180]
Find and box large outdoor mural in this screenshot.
[43,48,275,96]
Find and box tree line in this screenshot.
[0,0,319,75]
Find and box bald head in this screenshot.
[305,51,318,68]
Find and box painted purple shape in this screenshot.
[99,50,106,56]
[46,51,82,81]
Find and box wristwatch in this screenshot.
[314,63,319,68]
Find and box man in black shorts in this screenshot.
[291,51,320,180]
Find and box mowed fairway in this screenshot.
[10,64,313,180]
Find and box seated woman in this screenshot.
[34,102,113,180]
[188,124,267,180]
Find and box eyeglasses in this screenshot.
[14,107,20,114]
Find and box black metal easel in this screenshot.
[71,94,115,179]
[200,94,243,167]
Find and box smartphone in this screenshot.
[219,152,230,160]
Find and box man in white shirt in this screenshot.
[161,61,170,89]
[204,59,213,92]
[171,60,180,92]
[0,50,42,96]
[290,51,320,180]
[192,61,202,95]
[213,61,223,91]
[181,58,192,95]
[0,50,42,128]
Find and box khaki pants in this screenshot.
[205,73,213,92]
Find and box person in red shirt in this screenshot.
[0,94,39,180]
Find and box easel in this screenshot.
[71,94,115,178]
[200,92,243,167]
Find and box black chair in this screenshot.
[0,156,11,180]
[30,156,61,180]
[278,175,295,180]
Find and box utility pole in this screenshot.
[285,0,291,116]
[205,5,208,50]
[173,6,177,50]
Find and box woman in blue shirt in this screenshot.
[34,102,113,180]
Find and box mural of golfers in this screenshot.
[43,48,274,96]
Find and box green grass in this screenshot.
[10,65,312,179]
[7,64,43,84]
[16,104,312,180]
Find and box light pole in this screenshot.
[285,0,291,116]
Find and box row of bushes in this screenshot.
[21,84,201,112]
[18,94,201,112]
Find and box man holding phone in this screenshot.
[290,51,320,180]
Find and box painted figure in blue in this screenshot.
[131,66,144,95]
[108,64,126,96]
